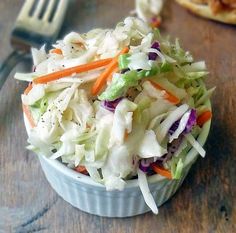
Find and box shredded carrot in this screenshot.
[124,130,129,140]
[197,110,212,127]
[149,80,180,104]
[24,82,33,95]
[107,67,119,82]
[151,163,172,179]
[86,123,91,129]
[74,42,86,50]
[91,47,129,96]
[50,48,62,55]
[22,104,36,128]
[150,17,161,28]
[151,21,161,28]
[22,83,36,128]
[33,58,113,84]
[74,165,88,175]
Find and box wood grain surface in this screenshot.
[0,0,235,232]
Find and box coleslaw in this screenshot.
[15,17,213,214]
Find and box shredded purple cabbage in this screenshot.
[140,110,197,173]
[169,120,179,135]
[140,136,183,175]
[165,137,183,162]
[153,136,184,166]
[169,109,197,135]
[151,16,158,23]
[162,109,197,163]
[184,109,197,133]
[148,41,160,61]
[139,158,153,173]
[101,97,123,112]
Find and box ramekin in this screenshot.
[24,101,211,217]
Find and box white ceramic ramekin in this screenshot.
[24,102,211,217]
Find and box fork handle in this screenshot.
[0,50,28,90]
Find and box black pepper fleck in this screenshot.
[51,149,57,153]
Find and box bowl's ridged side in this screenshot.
[39,155,193,217]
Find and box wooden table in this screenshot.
[0,1,235,232]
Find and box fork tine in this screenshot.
[11,0,69,52]
[43,0,56,22]
[53,0,69,23]
[17,0,35,20]
[33,0,45,18]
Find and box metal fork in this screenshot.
[0,0,69,90]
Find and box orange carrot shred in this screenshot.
[50,48,63,55]
[24,82,33,95]
[197,110,212,127]
[74,165,88,175]
[91,47,129,96]
[124,130,129,140]
[33,58,113,84]
[107,67,119,82]
[150,17,161,28]
[22,83,36,128]
[151,163,172,179]
[22,104,36,128]
[149,80,180,104]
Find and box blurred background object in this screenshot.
[134,0,164,27]
[135,0,164,20]
[0,0,69,90]
[175,0,236,24]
